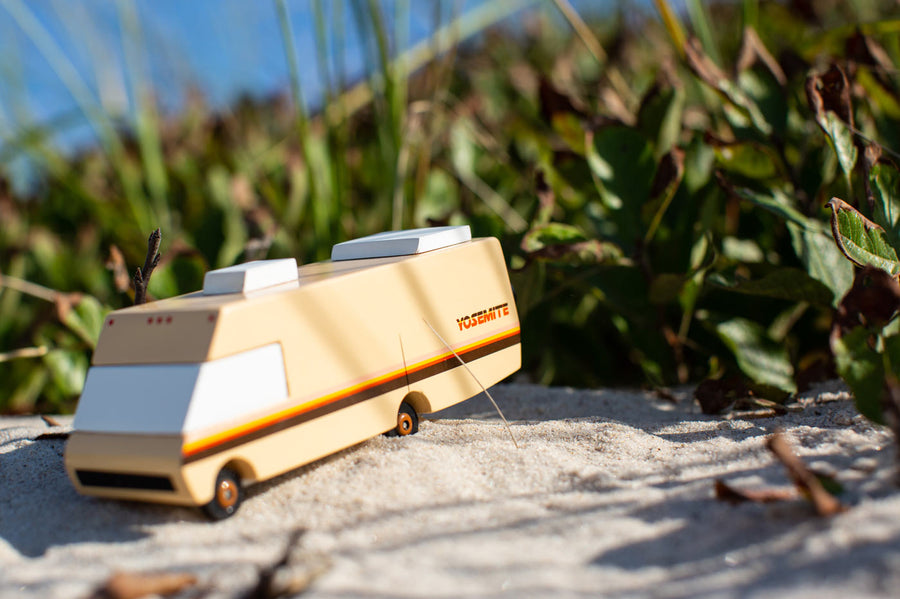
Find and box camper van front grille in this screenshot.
[76,469,174,491]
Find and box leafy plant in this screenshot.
[4,0,900,415]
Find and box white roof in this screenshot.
[202,258,299,295]
[331,226,471,261]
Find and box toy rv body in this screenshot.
[65,227,521,517]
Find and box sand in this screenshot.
[2,381,900,598]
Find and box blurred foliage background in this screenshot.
[2,0,900,414]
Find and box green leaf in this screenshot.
[43,349,89,397]
[524,239,625,267]
[857,67,900,119]
[61,296,110,349]
[207,166,248,268]
[788,223,854,306]
[713,141,782,179]
[827,198,900,276]
[637,85,685,158]
[521,223,587,252]
[737,67,788,138]
[769,303,809,343]
[586,126,655,244]
[643,148,685,244]
[679,233,715,319]
[833,327,884,424]
[8,368,49,413]
[649,273,686,304]
[722,237,764,262]
[508,262,546,315]
[684,136,715,193]
[450,120,477,181]
[551,112,587,155]
[869,161,900,247]
[734,186,810,228]
[415,168,459,227]
[823,112,858,178]
[714,267,834,305]
[684,38,772,135]
[147,263,180,300]
[716,318,796,393]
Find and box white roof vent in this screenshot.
[203,258,299,295]
[331,226,471,261]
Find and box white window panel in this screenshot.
[73,344,288,435]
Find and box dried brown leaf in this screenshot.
[694,377,747,415]
[735,27,787,85]
[806,64,854,130]
[649,147,686,202]
[766,432,847,517]
[106,245,131,293]
[685,37,729,90]
[846,30,896,76]
[95,571,196,599]
[53,292,84,323]
[727,408,781,420]
[832,265,900,341]
[538,78,585,123]
[40,414,61,427]
[653,387,678,403]
[714,479,797,504]
[863,144,883,213]
[734,396,788,414]
[598,85,635,126]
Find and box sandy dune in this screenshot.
[2,382,899,598]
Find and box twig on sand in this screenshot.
[715,431,847,517]
[766,432,847,517]
[243,529,330,599]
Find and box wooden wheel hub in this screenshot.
[397,412,414,435]
[216,478,239,508]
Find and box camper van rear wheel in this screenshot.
[203,467,243,520]
[395,401,419,436]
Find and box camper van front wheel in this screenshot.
[203,468,243,520]
[395,401,419,436]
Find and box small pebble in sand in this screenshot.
[851,457,879,473]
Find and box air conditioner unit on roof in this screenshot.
[331,225,471,261]
[202,259,299,295]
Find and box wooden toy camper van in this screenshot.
[65,226,521,519]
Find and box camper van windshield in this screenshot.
[73,344,289,435]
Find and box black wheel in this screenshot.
[202,467,243,520]
[388,401,419,437]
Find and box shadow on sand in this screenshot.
[0,436,201,558]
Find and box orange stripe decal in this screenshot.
[181,326,520,459]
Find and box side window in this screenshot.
[183,344,289,435]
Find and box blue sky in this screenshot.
[0,0,645,159]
